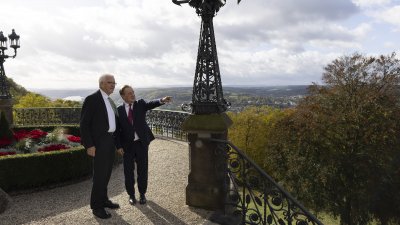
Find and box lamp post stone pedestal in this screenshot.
[0,98,14,125]
[182,113,232,211]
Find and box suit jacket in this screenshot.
[80,90,121,149]
[117,99,163,150]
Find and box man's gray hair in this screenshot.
[98,74,114,87]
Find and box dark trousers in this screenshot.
[90,133,115,209]
[123,140,149,197]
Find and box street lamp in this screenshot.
[0,29,20,99]
[0,28,20,126]
[174,0,244,216]
[8,29,21,56]
[174,0,244,114]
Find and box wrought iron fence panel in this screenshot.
[211,139,324,225]
[146,109,190,141]
[13,107,81,126]
[13,108,189,141]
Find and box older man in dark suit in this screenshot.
[80,74,122,219]
[117,85,171,205]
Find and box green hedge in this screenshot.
[0,147,92,192]
[1,125,123,192]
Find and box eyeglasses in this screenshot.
[107,82,117,85]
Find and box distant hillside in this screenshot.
[123,85,310,111]
[30,85,311,111]
[5,79,310,111]
[30,88,95,100]
[224,85,309,97]
[6,78,29,103]
[6,79,82,106]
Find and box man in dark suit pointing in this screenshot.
[117,85,172,205]
[80,74,121,219]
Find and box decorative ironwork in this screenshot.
[209,138,324,225]
[147,109,190,141]
[13,107,82,127]
[181,103,192,112]
[13,107,190,141]
[172,0,235,114]
[0,29,20,99]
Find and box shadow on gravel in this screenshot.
[137,200,189,225]
[0,165,125,224]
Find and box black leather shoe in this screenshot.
[129,197,137,205]
[139,194,147,205]
[92,208,111,219]
[104,200,120,209]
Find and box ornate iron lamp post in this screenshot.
[0,29,20,124]
[175,0,242,114]
[174,0,243,218]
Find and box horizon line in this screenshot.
[30,84,313,91]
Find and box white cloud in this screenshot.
[1,0,399,91]
[373,5,400,28]
[219,48,339,86]
[352,0,391,8]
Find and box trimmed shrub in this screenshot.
[0,147,91,192]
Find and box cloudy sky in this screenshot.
[2,0,400,90]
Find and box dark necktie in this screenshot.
[128,103,133,125]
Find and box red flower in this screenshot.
[67,135,81,143]
[13,129,48,140]
[29,129,48,139]
[38,144,70,152]
[13,130,30,141]
[0,137,12,147]
[0,152,16,157]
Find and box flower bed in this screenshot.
[0,128,81,157]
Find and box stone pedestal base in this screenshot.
[185,132,228,210]
[182,113,232,212]
[0,98,13,126]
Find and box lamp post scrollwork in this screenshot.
[0,29,20,99]
[174,0,241,114]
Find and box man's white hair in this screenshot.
[98,74,114,87]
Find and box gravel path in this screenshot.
[0,138,218,225]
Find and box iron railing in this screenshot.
[13,107,189,141]
[12,107,322,223]
[147,109,190,141]
[209,138,324,225]
[13,107,81,127]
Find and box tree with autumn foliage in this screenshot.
[266,53,400,225]
[227,106,288,173]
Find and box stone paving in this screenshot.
[0,138,218,225]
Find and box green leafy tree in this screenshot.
[14,93,52,108]
[267,53,400,225]
[6,77,29,104]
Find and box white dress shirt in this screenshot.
[100,89,116,132]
